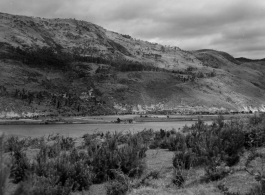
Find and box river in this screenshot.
[0,121,212,137]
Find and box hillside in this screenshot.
[0,12,265,117]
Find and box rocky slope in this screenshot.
[0,12,265,117]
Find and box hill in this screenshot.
[235,57,265,63]
[0,12,265,117]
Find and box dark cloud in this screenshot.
[0,0,265,59]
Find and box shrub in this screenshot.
[4,136,45,152]
[4,132,148,193]
[204,159,230,181]
[106,170,130,195]
[0,164,9,195]
[4,136,24,153]
[149,141,159,149]
[245,124,265,148]
[173,149,195,170]
[167,132,187,151]
[26,137,45,149]
[249,114,264,126]
[159,139,169,149]
[172,117,246,183]
[185,118,244,167]
[106,180,129,195]
[13,175,72,195]
[36,143,61,160]
[148,129,181,150]
[219,120,245,166]
[136,129,154,144]
[87,133,147,183]
[217,183,240,195]
[32,150,93,191]
[1,133,10,195]
[60,137,75,150]
[82,133,97,147]
[244,150,265,194]
[172,169,185,187]
[10,150,29,184]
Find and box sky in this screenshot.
[1,0,265,59]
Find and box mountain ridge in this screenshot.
[0,12,265,117]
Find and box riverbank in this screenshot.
[134,113,254,122]
[0,113,254,125]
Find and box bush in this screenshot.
[4,132,148,193]
[4,136,45,152]
[32,149,93,191]
[149,141,159,149]
[172,169,185,187]
[219,120,245,166]
[106,170,130,195]
[60,137,75,150]
[171,117,246,182]
[173,149,195,170]
[136,129,154,144]
[185,118,244,167]
[13,175,72,195]
[1,133,10,195]
[4,136,24,153]
[106,180,129,195]
[10,150,29,184]
[204,159,230,181]
[167,133,186,151]
[245,124,265,148]
[0,164,9,195]
[87,133,147,183]
[82,133,98,147]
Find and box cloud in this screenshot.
[0,0,265,58]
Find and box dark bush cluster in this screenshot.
[244,114,265,148]
[5,131,148,194]
[87,132,147,183]
[4,136,45,152]
[32,150,93,192]
[147,116,259,183]
[170,114,265,182]
[149,129,177,149]
[106,170,130,195]
[10,150,29,184]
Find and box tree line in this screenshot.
[1,45,170,73]
[1,45,217,78]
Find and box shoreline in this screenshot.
[0,113,254,125]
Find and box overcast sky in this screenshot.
[1,0,265,59]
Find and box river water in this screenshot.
[0,121,212,137]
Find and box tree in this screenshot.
[161,46,165,52]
